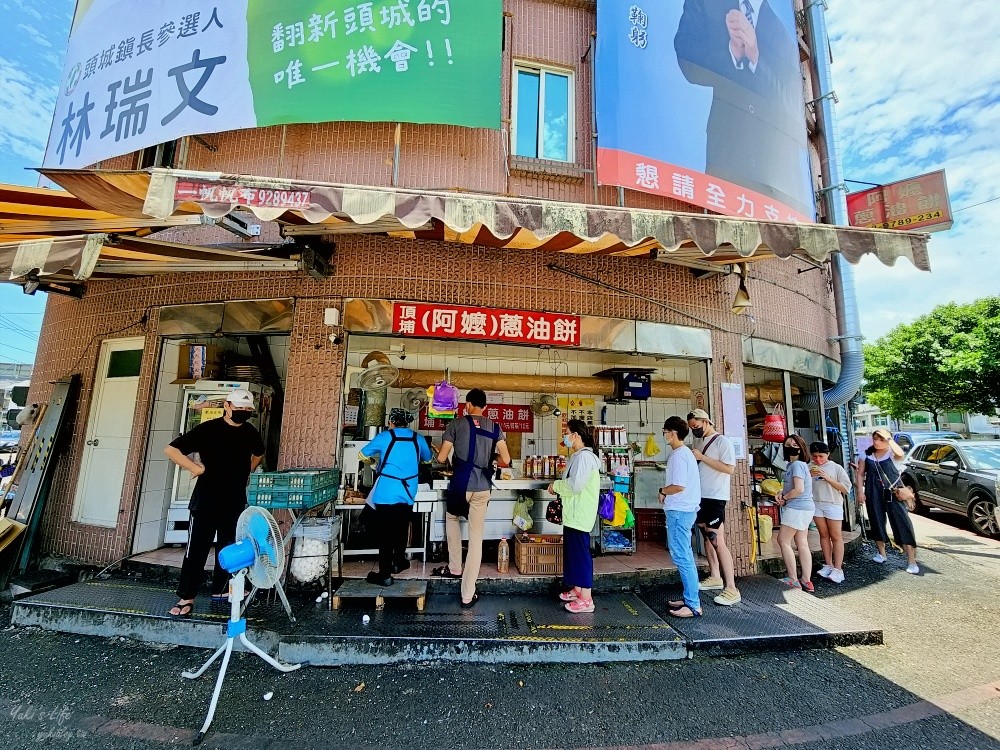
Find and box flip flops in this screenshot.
[460,593,479,609]
[667,605,702,618]
[431,566,461,579]
[169,600,194,618]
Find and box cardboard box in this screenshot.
[173,344,223,384]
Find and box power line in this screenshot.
[0,315,38,337]
[0,341,36,356]
[953,195,1000,214]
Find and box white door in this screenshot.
[72,337,145,527]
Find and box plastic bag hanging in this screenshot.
[644,433,660,457]
[428,379,459,419]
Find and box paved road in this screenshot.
[2,512,999,750]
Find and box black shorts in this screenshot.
[696,499,728,529]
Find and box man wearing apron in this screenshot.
[434,388,511,608]
[360,408,432,586]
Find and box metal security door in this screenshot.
[72,337,145,527]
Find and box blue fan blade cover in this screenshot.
[218,540,256,573]
[248,513,278,563]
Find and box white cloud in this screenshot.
[0,56,58,165]
[17,23,52,48]
[827,1,1000,342]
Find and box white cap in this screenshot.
[225,389,255,408]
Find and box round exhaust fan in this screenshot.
[401,387,429,411]
[530,393,561,417]
[358,351,399,391]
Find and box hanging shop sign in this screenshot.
[594,0,815,222]
[392,303,582,347]
[846,170,953,233]
[418,405,534,433]
[44,0,502,169]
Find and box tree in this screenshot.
[863,298,1000,430]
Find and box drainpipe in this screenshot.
[799,0,862,414]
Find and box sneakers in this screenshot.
[698,576,725,591]
[565,597,595,613]
[714,588,742,606]
[829,568,845,584]
[906,563,920,575]
[872,553,887,564]
[817,565,833,579]
[365,572,393,587]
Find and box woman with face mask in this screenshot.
[547,420,601,613]
[773,434,815,590]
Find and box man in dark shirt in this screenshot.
[164,389,265,617]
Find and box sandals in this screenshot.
[779,577,802,589]
[432,566,462,579]
[169,600,194,618]
[667,605,702,618]
[565,597,595,613]
[800,580,815,593]
[460,593,479,609]
[558,589,579,602]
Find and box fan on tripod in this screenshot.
[530,393,561,417]
[182,506,302,746]
[401,387,429,412]
[358,351,399,391]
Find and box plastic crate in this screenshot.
[513,534,563,575]
[633,508,665,542]
[757,503,780,526]
[247,469,340,510]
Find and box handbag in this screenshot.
[874,458,915,512]
[761,404,787,443]
[546,496,563,525]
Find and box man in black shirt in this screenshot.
[164,389,265,617]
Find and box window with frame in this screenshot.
[512,63,573,162]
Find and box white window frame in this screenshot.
[511,61,575,163]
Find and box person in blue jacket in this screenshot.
[360,408,432,586]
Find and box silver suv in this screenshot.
[901,440,1000,538]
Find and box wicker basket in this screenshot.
[513,533,563,575]
[634,508,666,542]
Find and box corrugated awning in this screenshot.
[0,181,298,293]
[39,167,931,274]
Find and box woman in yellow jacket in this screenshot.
[548,419,601,613]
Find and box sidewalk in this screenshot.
[11,572,880,665]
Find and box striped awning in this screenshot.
[38,167,931,275]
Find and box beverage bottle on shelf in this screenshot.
[497,536,510,574]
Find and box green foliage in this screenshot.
[863,297,1000,428]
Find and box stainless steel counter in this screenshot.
[428,479,562,541]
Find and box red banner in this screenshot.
[846,170,953,233]
[419,405,534,433]
[393,303,581,347]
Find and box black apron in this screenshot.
[446,415,500,518]
[371,429,423,502]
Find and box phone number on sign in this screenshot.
[878,210,943,228]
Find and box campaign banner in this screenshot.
[595,1,815,222]
[43,0,502,169]
[846,170,953,233]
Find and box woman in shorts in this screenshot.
[774,434,815,590]
[809,442,851,584]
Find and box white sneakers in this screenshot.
[817,565,833,578]
[906,563,920,574]
[829,568,845,584]
[872,553,887,563]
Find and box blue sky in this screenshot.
[1,1,998,367]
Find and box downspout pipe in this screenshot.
[799,0,862,412]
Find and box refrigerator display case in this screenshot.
[164,380,273,544]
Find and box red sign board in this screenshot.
[419,405,534,433]
[846,170,953,233]
[393,303,581,347]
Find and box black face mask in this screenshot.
[691,427,705,439]
[783,447,800,461]
[229,410,253,424]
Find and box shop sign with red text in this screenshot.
[846,170,953,232]
[393,303,580,346]
[419,405,534,433]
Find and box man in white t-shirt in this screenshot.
[688,408,740,606]
[658,416,702,618]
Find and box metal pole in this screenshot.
[392,123,402,187]
[783,371,795,434]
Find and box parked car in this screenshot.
[901,440,1000,538]
[893,431,964,454]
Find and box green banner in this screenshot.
[248,0,502,129]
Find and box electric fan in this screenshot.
[182,506,302,746]
[401,387,429,412]
[529,393,561,417]
[358,351,399,391]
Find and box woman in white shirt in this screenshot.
[809,441,851,584]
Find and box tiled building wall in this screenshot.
[31,234,836,565]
